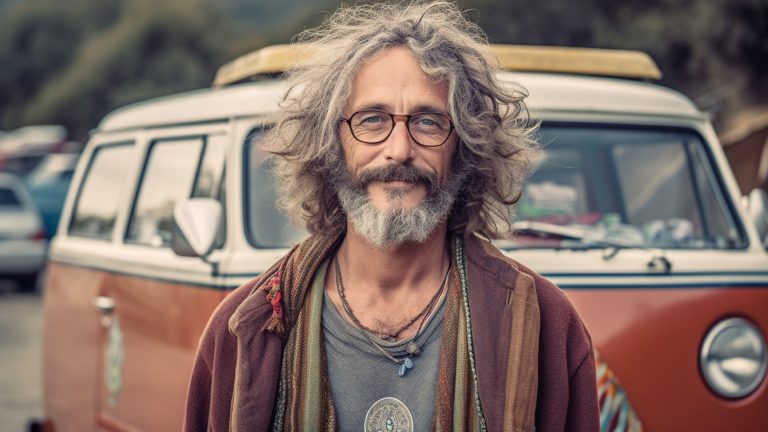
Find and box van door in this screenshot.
[93,128,229,431]
[43,136,138,432]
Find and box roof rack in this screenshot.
[212,44,310,88]
[489,44,661,80]
[213,43,661,87]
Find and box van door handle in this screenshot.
[94,296,115,314]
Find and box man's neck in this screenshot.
[323,220,452,339]
[337,221,450,295]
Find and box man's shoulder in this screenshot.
[199,274,273,345]
[464,233,586,325]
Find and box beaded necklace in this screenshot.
[334,256,450,376]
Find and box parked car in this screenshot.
[25,152,80,239]
[38,44,768,431]
[0,125,68,177]
[0,173,47,291]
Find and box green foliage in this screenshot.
[0,0,765,139]
[1,0,233,139]
[460,0,767,116]
[0,2,84,127]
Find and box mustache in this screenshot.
[356,164,438,192]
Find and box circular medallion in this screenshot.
[364,397,414,432]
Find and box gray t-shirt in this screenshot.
[318,261,446,432]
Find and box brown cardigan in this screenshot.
[184,234,599,431]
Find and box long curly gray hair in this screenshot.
[265,0,540,238]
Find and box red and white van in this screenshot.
[40,45,768,431]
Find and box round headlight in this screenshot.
[700,317,767,399]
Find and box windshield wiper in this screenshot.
[511,221,638,249]
[510,220,673,272]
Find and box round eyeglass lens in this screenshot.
[408,113,451,146]
[349,111,452,146]
[350,111,392,143]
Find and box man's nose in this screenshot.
[385,117,416,163]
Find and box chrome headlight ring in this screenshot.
[700,317,767,399]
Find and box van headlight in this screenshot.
[700,317,767,398]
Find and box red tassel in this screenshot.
[262,271,286,337]
[263,312,286,337]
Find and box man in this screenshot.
[185,1,599,431]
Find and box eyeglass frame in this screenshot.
[339,109,455,147]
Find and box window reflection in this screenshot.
[69,144,134,240]
[512,126,744,249]
[126,139,202,247]
[244,129,306,248]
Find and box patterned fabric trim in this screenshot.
[455,236,488,431]
[596,352,644,432]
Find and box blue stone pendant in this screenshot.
[398,357,414,377]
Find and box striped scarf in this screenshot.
[232,231,537,431]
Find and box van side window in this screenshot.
[192,135,226,199]
[69,144,135,240]
[125,135,226,248]
[243,128,306,248]
[125,138,203,247]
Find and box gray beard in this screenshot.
[332,163,465,248]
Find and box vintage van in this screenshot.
[39,45,768,431]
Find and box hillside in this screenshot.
[0,0,765,140]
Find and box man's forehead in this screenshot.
[344,47,449,113]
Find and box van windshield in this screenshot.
[505,125,745,250]
[245,125,746,250]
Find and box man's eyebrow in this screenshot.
[355,103,388,112]
[352,103,448,114]
[411,104,447,114]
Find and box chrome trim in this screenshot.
[700,317,767,398]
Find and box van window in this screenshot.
[612,142,703,232]
[513,126,746,249]
[689,142,741,248]
[69,143,135,240]
[192,135,226,199]
[243,129,306,248]
[125,138,203,247]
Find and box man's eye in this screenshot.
[355,113,387,126]
[412,115,445,129]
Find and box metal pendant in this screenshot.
[398,357,414,377]
[406,341,421,356]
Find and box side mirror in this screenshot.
[743,188,768,248]
[172,198,223,258]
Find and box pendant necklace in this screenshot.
[334,256,450,377]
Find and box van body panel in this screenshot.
[96,73,701,134]
[42,261,103,432]
[41,63,768,430]
[94,270,223,431]
[43,261,224,431]
[569,286,768,431]
[97,82,286,133]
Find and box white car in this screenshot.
[0,172,47,291]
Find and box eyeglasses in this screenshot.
[340,110,454,147]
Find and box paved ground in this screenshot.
[0,281,43,432]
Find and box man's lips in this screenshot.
[356,164,438,194]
